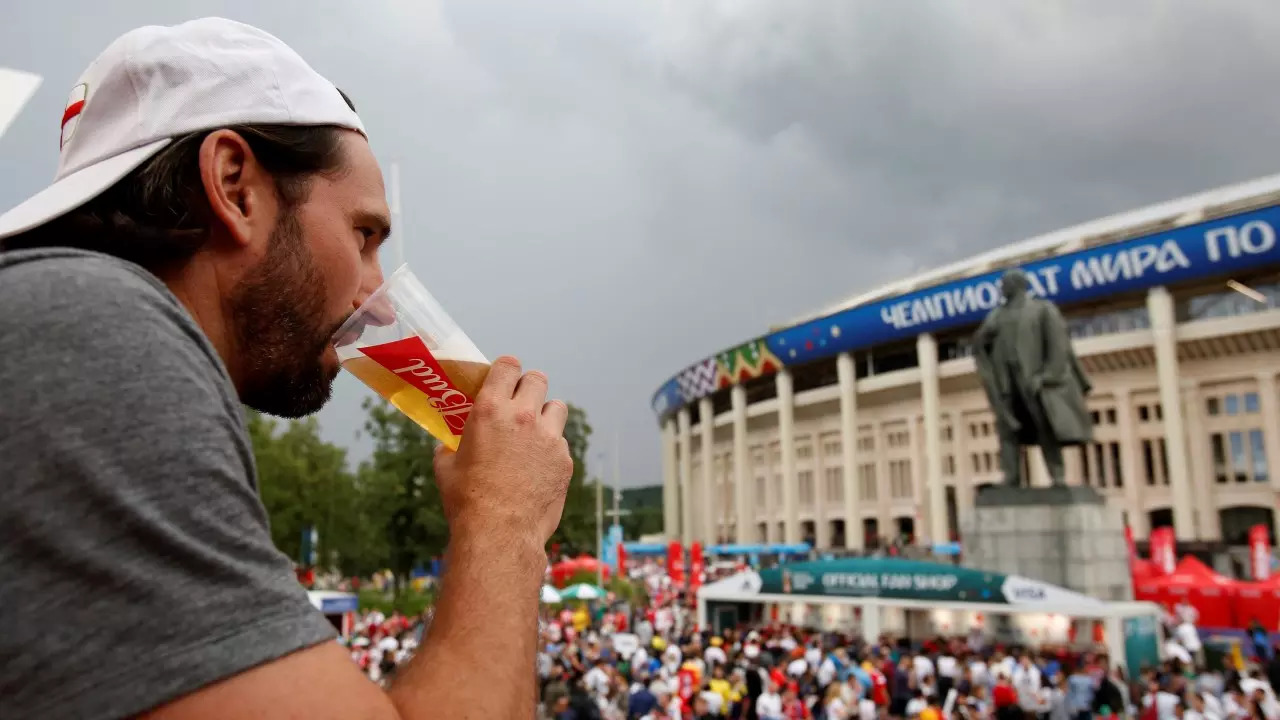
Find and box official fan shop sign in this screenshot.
[756,558,1103,607]
[653,203,1280,419]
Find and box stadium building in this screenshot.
[652,175,1280,555]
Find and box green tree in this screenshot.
[247,410,364,570]
[357,398,448,592]
[549,404,597,554]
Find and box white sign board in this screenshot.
[0,68,42,141]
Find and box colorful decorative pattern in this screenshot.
[714,339,782,388]
[676,357,718,402]
[653,202,1280,422]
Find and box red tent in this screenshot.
[1233,574,1280,631]
[549,554,611,587]
[1134,556,1238,628]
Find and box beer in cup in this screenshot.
[332,266,489,450]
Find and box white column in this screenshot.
[918,333,948,546]
[699,397,717,546]
[951,411,973,530]
[837,352,862,551]
[661,417,679,540]
[677,407,694,545]
[732,385,751,544]
[1256,372,1280,495]
[1179,380,1218,539]
[777,369,801,545]
[1253,372,1280,536]
[1147,286,1196,540]
[1113,389,1147,538]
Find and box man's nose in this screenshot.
[353,264,395,327]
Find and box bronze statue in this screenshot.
[973,269,1093,487]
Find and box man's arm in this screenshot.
[148,356,571,720]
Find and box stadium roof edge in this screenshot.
[782,172,1280,329]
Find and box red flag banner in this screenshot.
[1150,526,1176,575]
[1249,524,1271,581]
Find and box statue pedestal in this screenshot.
[961,485,1133,602]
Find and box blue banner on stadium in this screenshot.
[653,204,1280,419]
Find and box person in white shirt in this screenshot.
[704,639,727,670]
[1174,599,1200,626]
[1175,621,1203,662]
[584,658,612,700]
[913,653,937,685]
[756,682,785,720]
[805,642,823,671]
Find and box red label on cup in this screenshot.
[359,336,474,436]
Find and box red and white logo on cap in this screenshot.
[60,83,87,149]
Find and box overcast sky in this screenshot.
[4,1,1280,487]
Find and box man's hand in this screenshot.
[434,355,574,546]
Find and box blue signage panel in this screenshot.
[653,204,1280,420]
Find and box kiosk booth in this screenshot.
[308,590,359,642]
[697,557,1164,674]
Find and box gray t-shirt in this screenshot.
[0,248,335,719]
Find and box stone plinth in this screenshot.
[961,485,1133,602]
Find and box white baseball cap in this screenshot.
[0,17,365,241]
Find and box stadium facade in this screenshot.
[653,175,1280,553]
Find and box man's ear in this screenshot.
[198,129,276,249]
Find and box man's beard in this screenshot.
[231,208,347,418]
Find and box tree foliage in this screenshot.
[247,400,604,584]
[549,404,597,555]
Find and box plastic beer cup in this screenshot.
[332,265,490,450]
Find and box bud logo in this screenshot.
[360,336,474,435]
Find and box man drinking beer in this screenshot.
[0,18,572,720]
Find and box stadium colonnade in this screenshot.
[652,175,1280,556]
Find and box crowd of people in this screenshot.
[520,563,1280,720]
[329,561,1280,720]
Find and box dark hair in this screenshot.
[4,91,358,274]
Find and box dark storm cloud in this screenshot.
[2,1,1279,486]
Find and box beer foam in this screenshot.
[422,329,487,364]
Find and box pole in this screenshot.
[388,161,405,269]
[596,450,604,588]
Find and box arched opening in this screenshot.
[1148,508,1174,532]
[829,519,847,550]
[863,518,879,550]
[801,521,816,548]
[894,516,915,545]
[1219,506,1275,546]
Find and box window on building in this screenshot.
[1106,409,1117,425]
[796,443,814,460]
[798,470,814,505]
[1211,434,1229,484]
[1079,446,1092,484]
[1207,397,1220,416]
[858,463,877,501]
[1155,403,1163,421]
[756,476,767,505]
[1138,406,1150,422]
[774,472,784,503]
[1112,442,1125,488]
[1156,439,1167,486]
[1090,410,1101,425]
[1142,440,1156,486]
[1093,444,1106,487]
[1246,392,1261,414]
[1229,432,1248,482]
[944,455,956,476]
[1251,429,1268,483]
[1226,394,1241,416]
[822,437,842,457]
[826,467,844,502]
